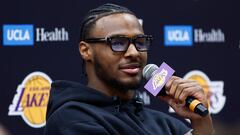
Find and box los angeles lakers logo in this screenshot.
[169,70,226,114]
[152,69,168,90]
[8,72,52,128]
[183,70,226,114]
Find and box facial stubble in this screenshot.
[93,54,142,93]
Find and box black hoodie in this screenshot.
[44,80,190,135]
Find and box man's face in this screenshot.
[88,13,147,92]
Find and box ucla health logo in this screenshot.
[164,25,193,46]
[3,24,34,46]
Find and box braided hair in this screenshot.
[79,3,135,42]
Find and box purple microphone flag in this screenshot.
[144,62,175,96]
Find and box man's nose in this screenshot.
[124,43,140,58]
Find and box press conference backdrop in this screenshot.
[0,0,239,134]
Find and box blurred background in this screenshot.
[0,0,239,134]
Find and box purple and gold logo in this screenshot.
[183,70,225,114]
[168,70,226,114]
[8,72,52,128]
[152,69,168,90]
[144,62,175,96]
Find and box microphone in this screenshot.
[142,63,209,117]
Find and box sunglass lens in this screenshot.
[110,37,129,52]
[135,37,150,51]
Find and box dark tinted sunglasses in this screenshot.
[84,35,153,52]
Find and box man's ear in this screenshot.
[79,41,93,61]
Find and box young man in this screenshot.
[44,3,214,135]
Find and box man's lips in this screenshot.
[121,68,140,75]
[119,63,141,75]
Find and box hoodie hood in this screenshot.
[46,80,143,119]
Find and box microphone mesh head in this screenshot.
[142,64,158,80]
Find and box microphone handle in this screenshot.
[185,96,209,117]
[157,90,209,117]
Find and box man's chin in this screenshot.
[117,79,142,91]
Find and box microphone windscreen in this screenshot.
[142,64,158,81]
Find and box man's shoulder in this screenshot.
[48,100,100,122]
[44,101,106,135]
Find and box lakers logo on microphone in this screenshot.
[144,62,175,96]
[8,72,52,128]
[152,69,168,90]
